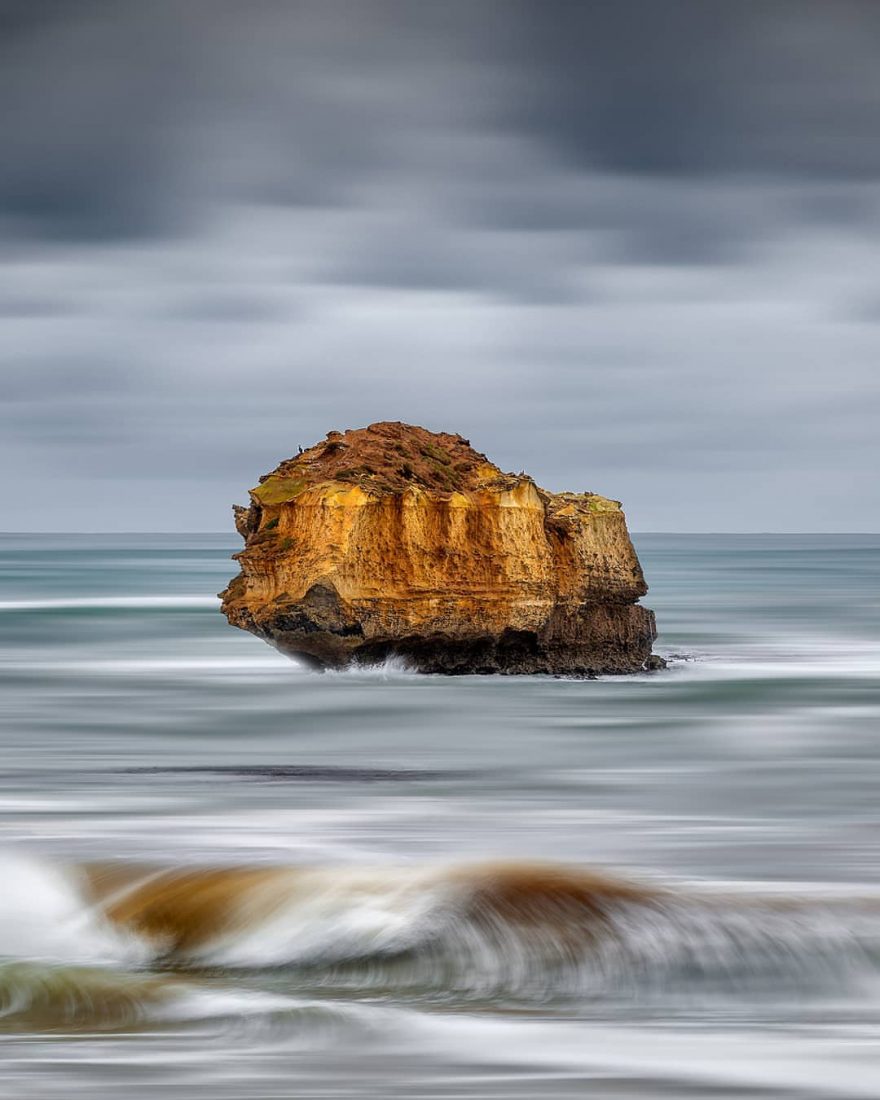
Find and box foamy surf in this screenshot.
[2,656,294,675]
[660,637,880,681]
[389,1011,880,1100]
[322,654,419,678]
[0,853,147,968]
[0,596,218,612]
[72,859,880,997]
[3,853,880,1012]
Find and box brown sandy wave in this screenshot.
[79,860,667,964]
[82,862,304,958]
[76,859,880,993]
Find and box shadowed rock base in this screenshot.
[230,600,657,675]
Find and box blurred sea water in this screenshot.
[0,532,879,1097]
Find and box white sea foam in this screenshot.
[323,654,418,679]
[0,596,218,611]
[0,853,147,968]
[192,866,450,968]
[392,1011,880,1098]
[658,636,880,681]
[2,656,295,675]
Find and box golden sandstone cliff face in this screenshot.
[220,422,658,674]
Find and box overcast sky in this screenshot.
[2,0,879,532]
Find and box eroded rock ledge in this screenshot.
[220,422,659,674]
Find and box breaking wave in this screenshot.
[3,853,880,1014]
[82,860,880,996]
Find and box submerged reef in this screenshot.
[220,421,658,674]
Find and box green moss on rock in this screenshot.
[252,475,308,505]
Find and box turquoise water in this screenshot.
[0,533,879,1096]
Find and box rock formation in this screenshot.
[220,422,659,674]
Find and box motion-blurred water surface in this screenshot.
[1,533,879,1097]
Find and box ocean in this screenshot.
[0,532,879,1097]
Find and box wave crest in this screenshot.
[78,860,880,996]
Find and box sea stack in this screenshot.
[220,422,658,674]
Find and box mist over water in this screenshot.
[1,532,880,1097]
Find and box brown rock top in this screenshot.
[253,422,493,499]
[220,422,658,674]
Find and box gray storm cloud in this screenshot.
[1,0,879,531]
